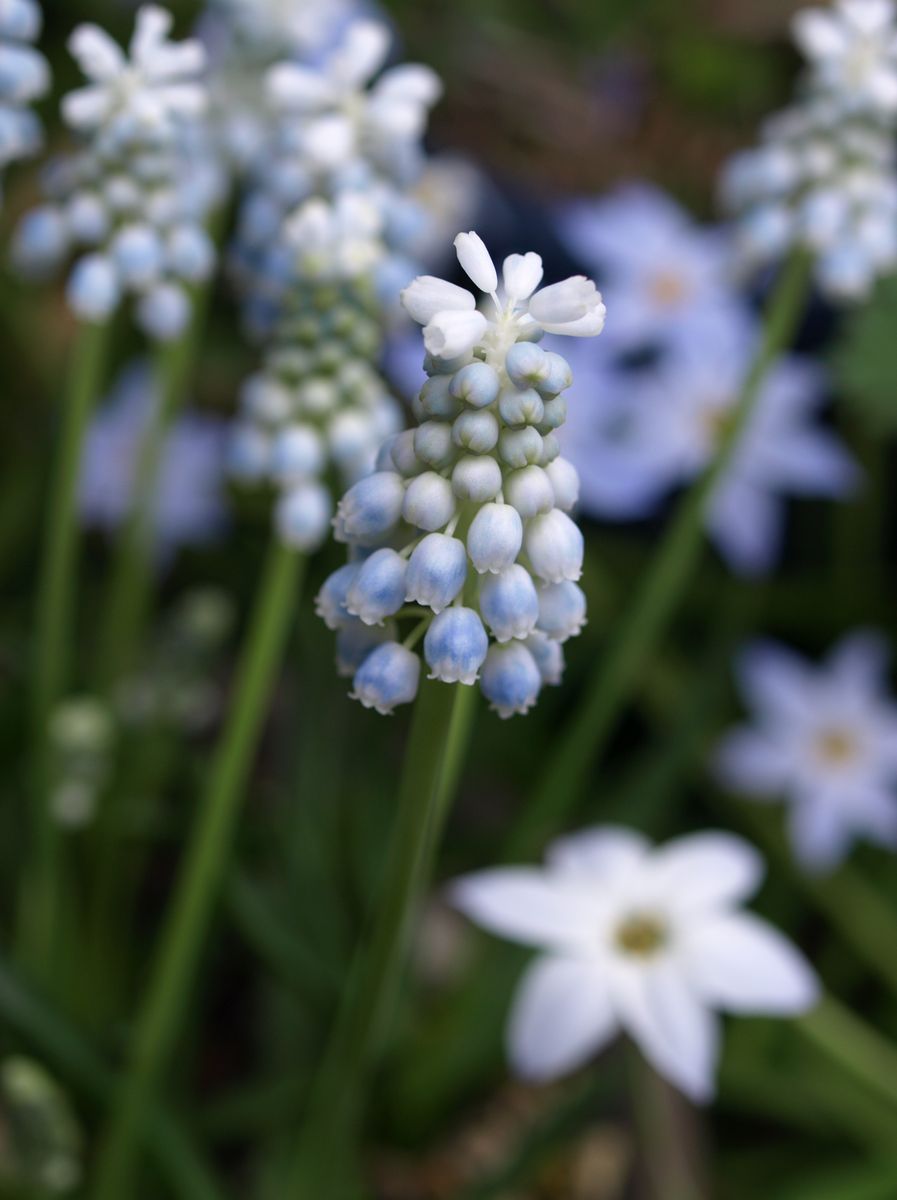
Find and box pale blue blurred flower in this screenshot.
[716,633,897,871]
[79,360,227,560]
[559,318,859,575]
[555,183,747,353]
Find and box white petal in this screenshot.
[736,640,814,723]
[61,85,112,129]
[649,832,764,913]
[827,630,889,693]
[374,64,442,106]
[266,63,335,110]
[131,5,172,63]
[423,309,487,359]
[539,307,607,337]
[502,252,543,303]
[328,19,391,87]
[455,231,498,294]
[400,275,475,324]
[528,276,602,325]
[546,825,650,882]
[714,727,790,797]
[449,868,591,952]
[683,912,819,1014]
[68,24,125,81]
[792,11,849,58]
[508,956,618,1081]
[611,960,720,1102]
[788,797,854,872]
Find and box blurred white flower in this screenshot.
[0,0,49,180]
[452,828,818,1099]
[717,633,897,870]
[794,0,897,116]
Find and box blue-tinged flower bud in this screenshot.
[389,429,424,476]
[328,410,377,472]
[536,351,573,398]
[466,502,523,574]
[538,432,560,466]
[453,408,499,453]
[505,341,548,388]
[167,224,215,282]
[346,548,408,626]
[66,192,109,243]
[316,563,361,630]
[405,533,467,612]
[538,395,567,431]
[504,465,555,518]
[336,620,397,678]
[334,471,406,545]
[272,424,325,484]
[451,455,503,502]
[424,607,489,684]
[479,564,539,642]
[545,456,579,511]
[449,360,501,408]
[300,378,339,416]
[498,386,544,427]
[525,509,584,583]
[67,254,120,322]
[137,282,190,341]
[480,641,542,719]
[276,481,333,551]
[351,642,420,714]
[525,631,565,685]
[110,223,164,288]
[229,423,271,483]
[424,350,472,376]
[243,373,293,423]
[414,420,456,468]
[403,471,456,531]
[420,374,462,419]
[12,205,68,277]
[537,580,587,642]
[499,426,543,469]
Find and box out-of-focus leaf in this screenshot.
[831,276,897,432]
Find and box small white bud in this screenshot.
[525,509,584,583]
[466,502,523,574]
[403,471,457,531]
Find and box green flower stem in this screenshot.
[628,1046,708,1200]
[90,538,305,1200]
[509,252,812,859]
[95,278,216,696]
[18,318,112,980]
[287,678,478,1194]
[0,954,223,1200]
[797,994,897,1114]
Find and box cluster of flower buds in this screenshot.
[228,18,442,554]
[317,232,605,718]
[12,6,224,340]
[722,0,897,299]
[47,697,115,828]
[0,0,49,195]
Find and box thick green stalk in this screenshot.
[287,678,477,1194]
[19,319,112,979]
[798,994,897,1114]
[90,539,305,1200]
[95,276,216,695]
[0,954,223,1200]
[510,252,812,857]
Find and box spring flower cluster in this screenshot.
[452,828,818,1099]
[228,18,442,552]
[717,633,897,871]
[316,232,604,718]
[13,6,222,340]
[722,0,897,299]
[0,0,49,196]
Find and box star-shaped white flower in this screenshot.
[62,6,206,139]
[402,231,606,362]
[283,192,384,281]
[266,18,442,172]
[794,0,897,115]
[717,632,897,870]
[451,828,818,1100]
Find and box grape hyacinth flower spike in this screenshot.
[318,231,605,716]
[0,0,50,197]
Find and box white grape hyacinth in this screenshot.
[451,827,819,1100]
[0,0,50,188]
[722,0,897,300]
[317,232,604,717]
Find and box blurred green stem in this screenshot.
[18,319,112,983]
[94,269,217,695]
[286,678,477,1194]
[0,954,223,1199]
[629,1046,708,1200]
[798,994,897,1114]
[90,539,305,1200]
[510,252,811,857]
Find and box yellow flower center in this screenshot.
[815,728,858,766]
[615,913,667,958]
[649,270,690,308]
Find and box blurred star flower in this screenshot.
[451,828,818,1099]
[560,320,858,575]
[555,184,745,353]
[79,359,227,558]
[716,632,897,870]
